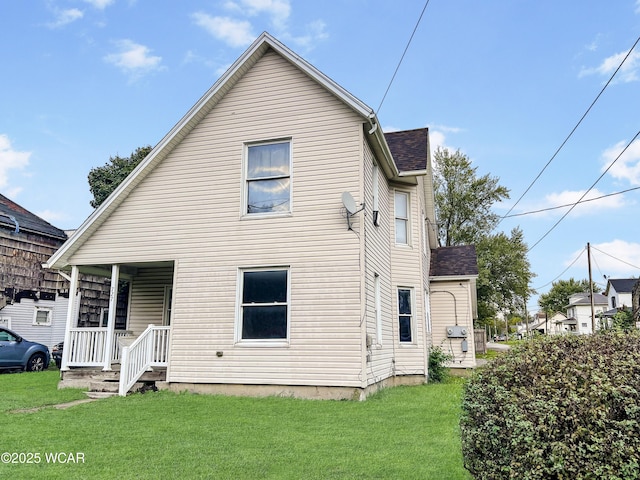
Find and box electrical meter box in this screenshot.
[446,326,468,338]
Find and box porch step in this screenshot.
[61,367,166,396]
[85,391,119,399]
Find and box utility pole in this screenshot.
[587,242,596,333]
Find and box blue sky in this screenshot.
[1,0,639,309]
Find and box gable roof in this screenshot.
[605,278,638,295]
[384,128,429,174]
[0,193,67,241]
[47,32,419,270]
[429,245,478,278]
[566,293,608,307]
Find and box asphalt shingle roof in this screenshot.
[0,194,67,240]
[607,278,638,294]
[384,128,428,173]
[430,245,478,277]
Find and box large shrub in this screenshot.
[461,332,640,479]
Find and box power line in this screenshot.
[591,245,640,271]
[502,185,640,218]
[533,246,586,290]
[527,128,640,252]
[497,35,640,227]
[376,0,430,115]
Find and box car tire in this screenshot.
[26,353,46,372]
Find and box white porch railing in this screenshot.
[66,329,130,366]
[119,325,170,396]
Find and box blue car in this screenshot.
[0,327,50,372]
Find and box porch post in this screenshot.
[60,265,79,371]
[103,264,120,371]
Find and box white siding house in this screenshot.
[46,33,472,399]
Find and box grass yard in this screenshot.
[1,370,470,479]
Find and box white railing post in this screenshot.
[118,325,170,396]
[60,266,79,371]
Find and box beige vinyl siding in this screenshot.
[127,266,174,336]
[390,184,427,375]
[68,50,367,387]
[430,279,476,368]
[362,137,395,385]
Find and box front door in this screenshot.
[163,286,173,326]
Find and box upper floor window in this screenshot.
[372,163,380,226]
[394,191,409,244]
[246,140,291,215]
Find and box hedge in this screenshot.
[460,331,640,479]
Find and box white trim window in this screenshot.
[374,274,382,344]
[245,140,291,215]
[33,307,52,326]
[394,191,409,245]
[0,317,11,329]
[238,268,289,341]
[398,288,413,343]
[372,163,380,226]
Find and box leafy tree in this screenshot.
[475,228,535,322]
[433,147,510,246]
[88,146,152,208]
[432,147,533,322]
[538,278,595,315]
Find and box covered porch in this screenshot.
[59,261,174,396]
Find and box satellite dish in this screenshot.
[341,192,357,215]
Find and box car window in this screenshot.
[0,331,16,341]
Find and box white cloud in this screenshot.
[47,8,83,28]
[104,40,164,80]
[83,0,114,9]
[193,1,326,51]
[523,188,627,218]
[192,13,255,48]
[579,49,640,83]
[36,209,68,224]
[568,239,640,278]
[0,134,31,189]
[601,138,640,186]
[224,0,291,30]
[426,124,461,156]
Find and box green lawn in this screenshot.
[1,370,470,479]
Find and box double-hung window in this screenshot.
[246,140,291,215]
[398,288,413,343]
[239,268,289,341]
[395,191,409,244]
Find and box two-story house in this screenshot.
[604,278,637,310]
[564,292,608,334]
[46,33,476,398]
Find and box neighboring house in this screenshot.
[429,245,478,369]
[633,281,640,328]
[0,194,69,348]
[45,33,479,399]
[564,292,608,334]
[604,278,637,310]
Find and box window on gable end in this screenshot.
[245,140,291,215]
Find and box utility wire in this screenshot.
[502,185,640,218]
[527,128,640,252]
[533,246,586,290]
[591,246,640,271]
[376,0,430,115]
[497,35,640,227]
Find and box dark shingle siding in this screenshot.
[430,245,478,277]
[384,128,428,173]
